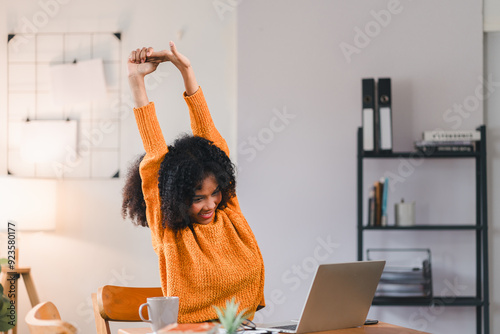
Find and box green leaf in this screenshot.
[213,298,247,334]
[0,305,16,330]
[0,284,16,330]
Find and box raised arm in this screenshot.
[128,47,161,108]
[127,47,169,240]
[160,42,229,154]
[166,41,199,96]
[137,43,229,154]
[127,47,168,156]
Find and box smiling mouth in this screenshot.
[199,211,214,220]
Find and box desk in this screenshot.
[118,322,430,334]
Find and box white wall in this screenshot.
[0,1,236,333]
[236,1,489,333]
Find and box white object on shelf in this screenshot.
[395,199,415,226]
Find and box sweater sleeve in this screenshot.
[183,87,229,156]
[184,87,243,211]
[134,102,168,242]
[134,102,168,155]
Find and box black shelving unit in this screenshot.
[356,125,489,334]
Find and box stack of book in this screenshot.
[368,249,433,299]
[367,177,388,227]
[415,130,480,153]
[375,260,432,298]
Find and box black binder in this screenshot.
[362,78,376,152]
[377,78,393,152]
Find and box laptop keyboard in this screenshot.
[270,324,297,331]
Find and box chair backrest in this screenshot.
[92,285,164,334]
[25,301,77,334]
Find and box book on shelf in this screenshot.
[381,264,432,284]
[422,130,481,141]
[367,188,375,226]
[376,270,432,298]
[419,146,474,153]
[415,140,473,147]
[367,177,389,227]
[414,140,476,153]
[375,181,382,226]
[375,283,432,298]
[381,177,389,226]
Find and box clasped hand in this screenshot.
[127,41,191,78]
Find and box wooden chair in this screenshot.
[25,301,77,334]
[92,285,164,334]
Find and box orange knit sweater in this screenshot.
[133,87,265,323]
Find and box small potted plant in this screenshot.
[213,298,247,334]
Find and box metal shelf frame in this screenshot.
[356,125,489,334]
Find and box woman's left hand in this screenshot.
[148,41,192,71]
[141,41,198,96]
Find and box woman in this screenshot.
[122,42,265,323]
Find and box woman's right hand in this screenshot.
[127,47,161,78]
[160,41,191,71]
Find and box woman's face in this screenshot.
[188,174,222,225]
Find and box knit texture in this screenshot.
[133,87,265,323]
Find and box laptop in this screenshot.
[260,261,385,333]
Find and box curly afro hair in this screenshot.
[122,135,236,231]
[122,153,147,226]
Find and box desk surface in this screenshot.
[118,322,430,334]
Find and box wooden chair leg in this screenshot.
[92,293,111,334]
[21,272,40,307]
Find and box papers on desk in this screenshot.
[158,323,219,334]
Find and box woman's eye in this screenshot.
[212,189,221,195]
[193,197,202,203]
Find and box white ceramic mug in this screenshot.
[139,296,179,333]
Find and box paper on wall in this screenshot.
[49,58,107,106]
[20,120,78,164]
